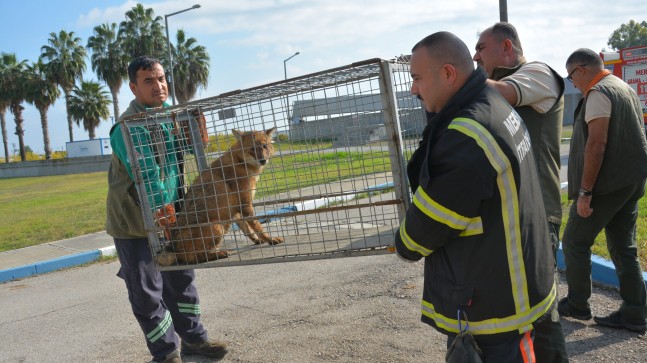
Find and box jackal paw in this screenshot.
[267,236,283,245]
[207,249,230,261]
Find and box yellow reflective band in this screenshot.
[412,188,484,236]
[449,117,530,314]
[399,218,433,256]
[421,283,556,335]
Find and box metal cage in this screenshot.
[120,58,425,270]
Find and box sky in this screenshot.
[0,0,645,158]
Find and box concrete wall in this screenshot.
[0,155,111,179]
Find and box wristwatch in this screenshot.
[579,188,592,197]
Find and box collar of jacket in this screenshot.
[419,67,489,147]
[490,57,527,81]
[133,100,171,113]
[584,69,612,96]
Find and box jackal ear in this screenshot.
[265,126,277,137]
[232,129,242,140]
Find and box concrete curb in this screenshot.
[556,243,647,289]
[0,245,116,283]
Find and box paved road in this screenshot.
[2,253,646,363]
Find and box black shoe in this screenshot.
[181,339,228,359]
[557,297,592,320]
[594,311,647,334]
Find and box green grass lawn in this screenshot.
[0,147,391,252]
[1,151,646,272]
[562,125,573,140]
[0,172,108,252]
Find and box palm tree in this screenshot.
[172,29,210,104]
[87,22,129,121]
[118,4,166,61]
[0,53,29,161]
[68,81,111,139]
[40,30,87,143]
[24,60,60,159]
[0,99,9,162]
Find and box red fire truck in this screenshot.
[601,45,647,130]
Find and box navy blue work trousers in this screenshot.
[114,237,208,361]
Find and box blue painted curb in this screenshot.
[0,248,114,284]
[557,243,647,289]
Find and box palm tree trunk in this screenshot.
[110,86,120,122]
[38,107,52,159]
[0,110,9,163]
[11,102,26,162]
[88,124,96,139]
[64,90,74,142]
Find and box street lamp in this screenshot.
[499,0,508,22]
[283,51,300,80]
[165,4,201,105]
[283,52,300,123]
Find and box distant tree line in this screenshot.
[0,3,210,162]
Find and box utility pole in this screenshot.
[499,0,508,22]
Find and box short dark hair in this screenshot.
[565,48,603,69]
[489,22,523,55]
[412,31,474,73]
[128,56,163,84]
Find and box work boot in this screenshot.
[557,297,592,320]
[181,339,229,359]
[594,310,647,334]
[151,348,182,363]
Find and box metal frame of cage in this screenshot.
[120,58,425,270]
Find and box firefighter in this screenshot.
[395,31,556,362]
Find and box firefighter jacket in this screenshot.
[105,100,182,239]
[395,68,556,338]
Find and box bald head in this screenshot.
[410,31,475,113]
[412,31,475,74]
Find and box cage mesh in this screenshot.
[120,58,425,270]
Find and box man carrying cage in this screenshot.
[105,55,227,363]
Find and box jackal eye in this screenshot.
[262,144,268,149]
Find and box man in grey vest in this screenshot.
[473,22,568,362]
[559,48,647,334]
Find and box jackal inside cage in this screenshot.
[120,58,426,270]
